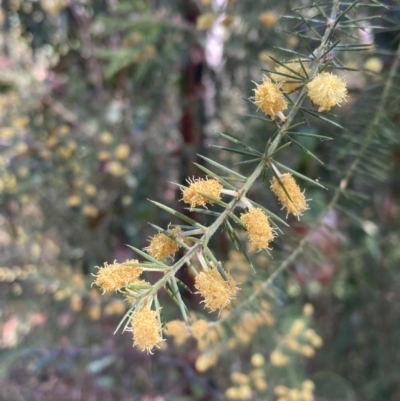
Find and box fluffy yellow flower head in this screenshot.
[195,352,218,372]
[191,319,209,340]
[307,72,348,112]
[115,144,130,159]
[145,227,182,262]
[270,59,310,93]
[270,173,308,217]
[67,195,81,207]
[131,306,162,353]
[253,78,287,120]
[259,12,278,27]
[231,372,250,385]
[301,345,316,358]
[240,208,275,251]
[270,350,289,367]
[195,265,238,312]
[164,320,189,345]
[251,353,265,367]
[94,260,142,293]
[274,385,289,397]
[182,178,223,209]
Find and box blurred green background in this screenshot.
[1,1,400,400]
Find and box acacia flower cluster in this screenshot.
[94,260,142,293]
[254,68,348,120]
[181,177,223,209]
[93,5,350,356]
[270,173,308,217]
[194,264,238,312]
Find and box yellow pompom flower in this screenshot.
[364,57,383,74]
[165,320,189,345]
[82,204,99,217]
[181,178,223,209]
[240,208,275,251]
[197,12,215,31]
[270,173,308,217]
[94,260,142,293]
[194,265,238,312]
[85,184,97,196]
[100,131,113,144]
[274,385,289,396]
[131,306,163,353]
[270,59,310,93]
[115,144,130,159]
[67,195,81,207]
[270,350,289,367]
[258,12,278,27]
[289,319,306,336]
[253,78,287,120]
[307,72,348,112]
[191,319,209,340]
[231,372,250,385]
[301,345,316,358]
[251,353,265,367]
[195,352,218,372]
[237,385,252,399]
[225,387,240,400]
[254,378,268,391]
[302,380,315,391]
[145,227,182,262]
[303,303,314,316]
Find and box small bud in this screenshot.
[240,208,275,251]
[195,265,238,312]
[307,72,348,112]
[145,227,182,262]
[181,178,223,209]
[253,78,287,120]
[94,260,142,293]
[131,306,162,353]
[270,173,308,217]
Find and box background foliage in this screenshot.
[1,0,400,400]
